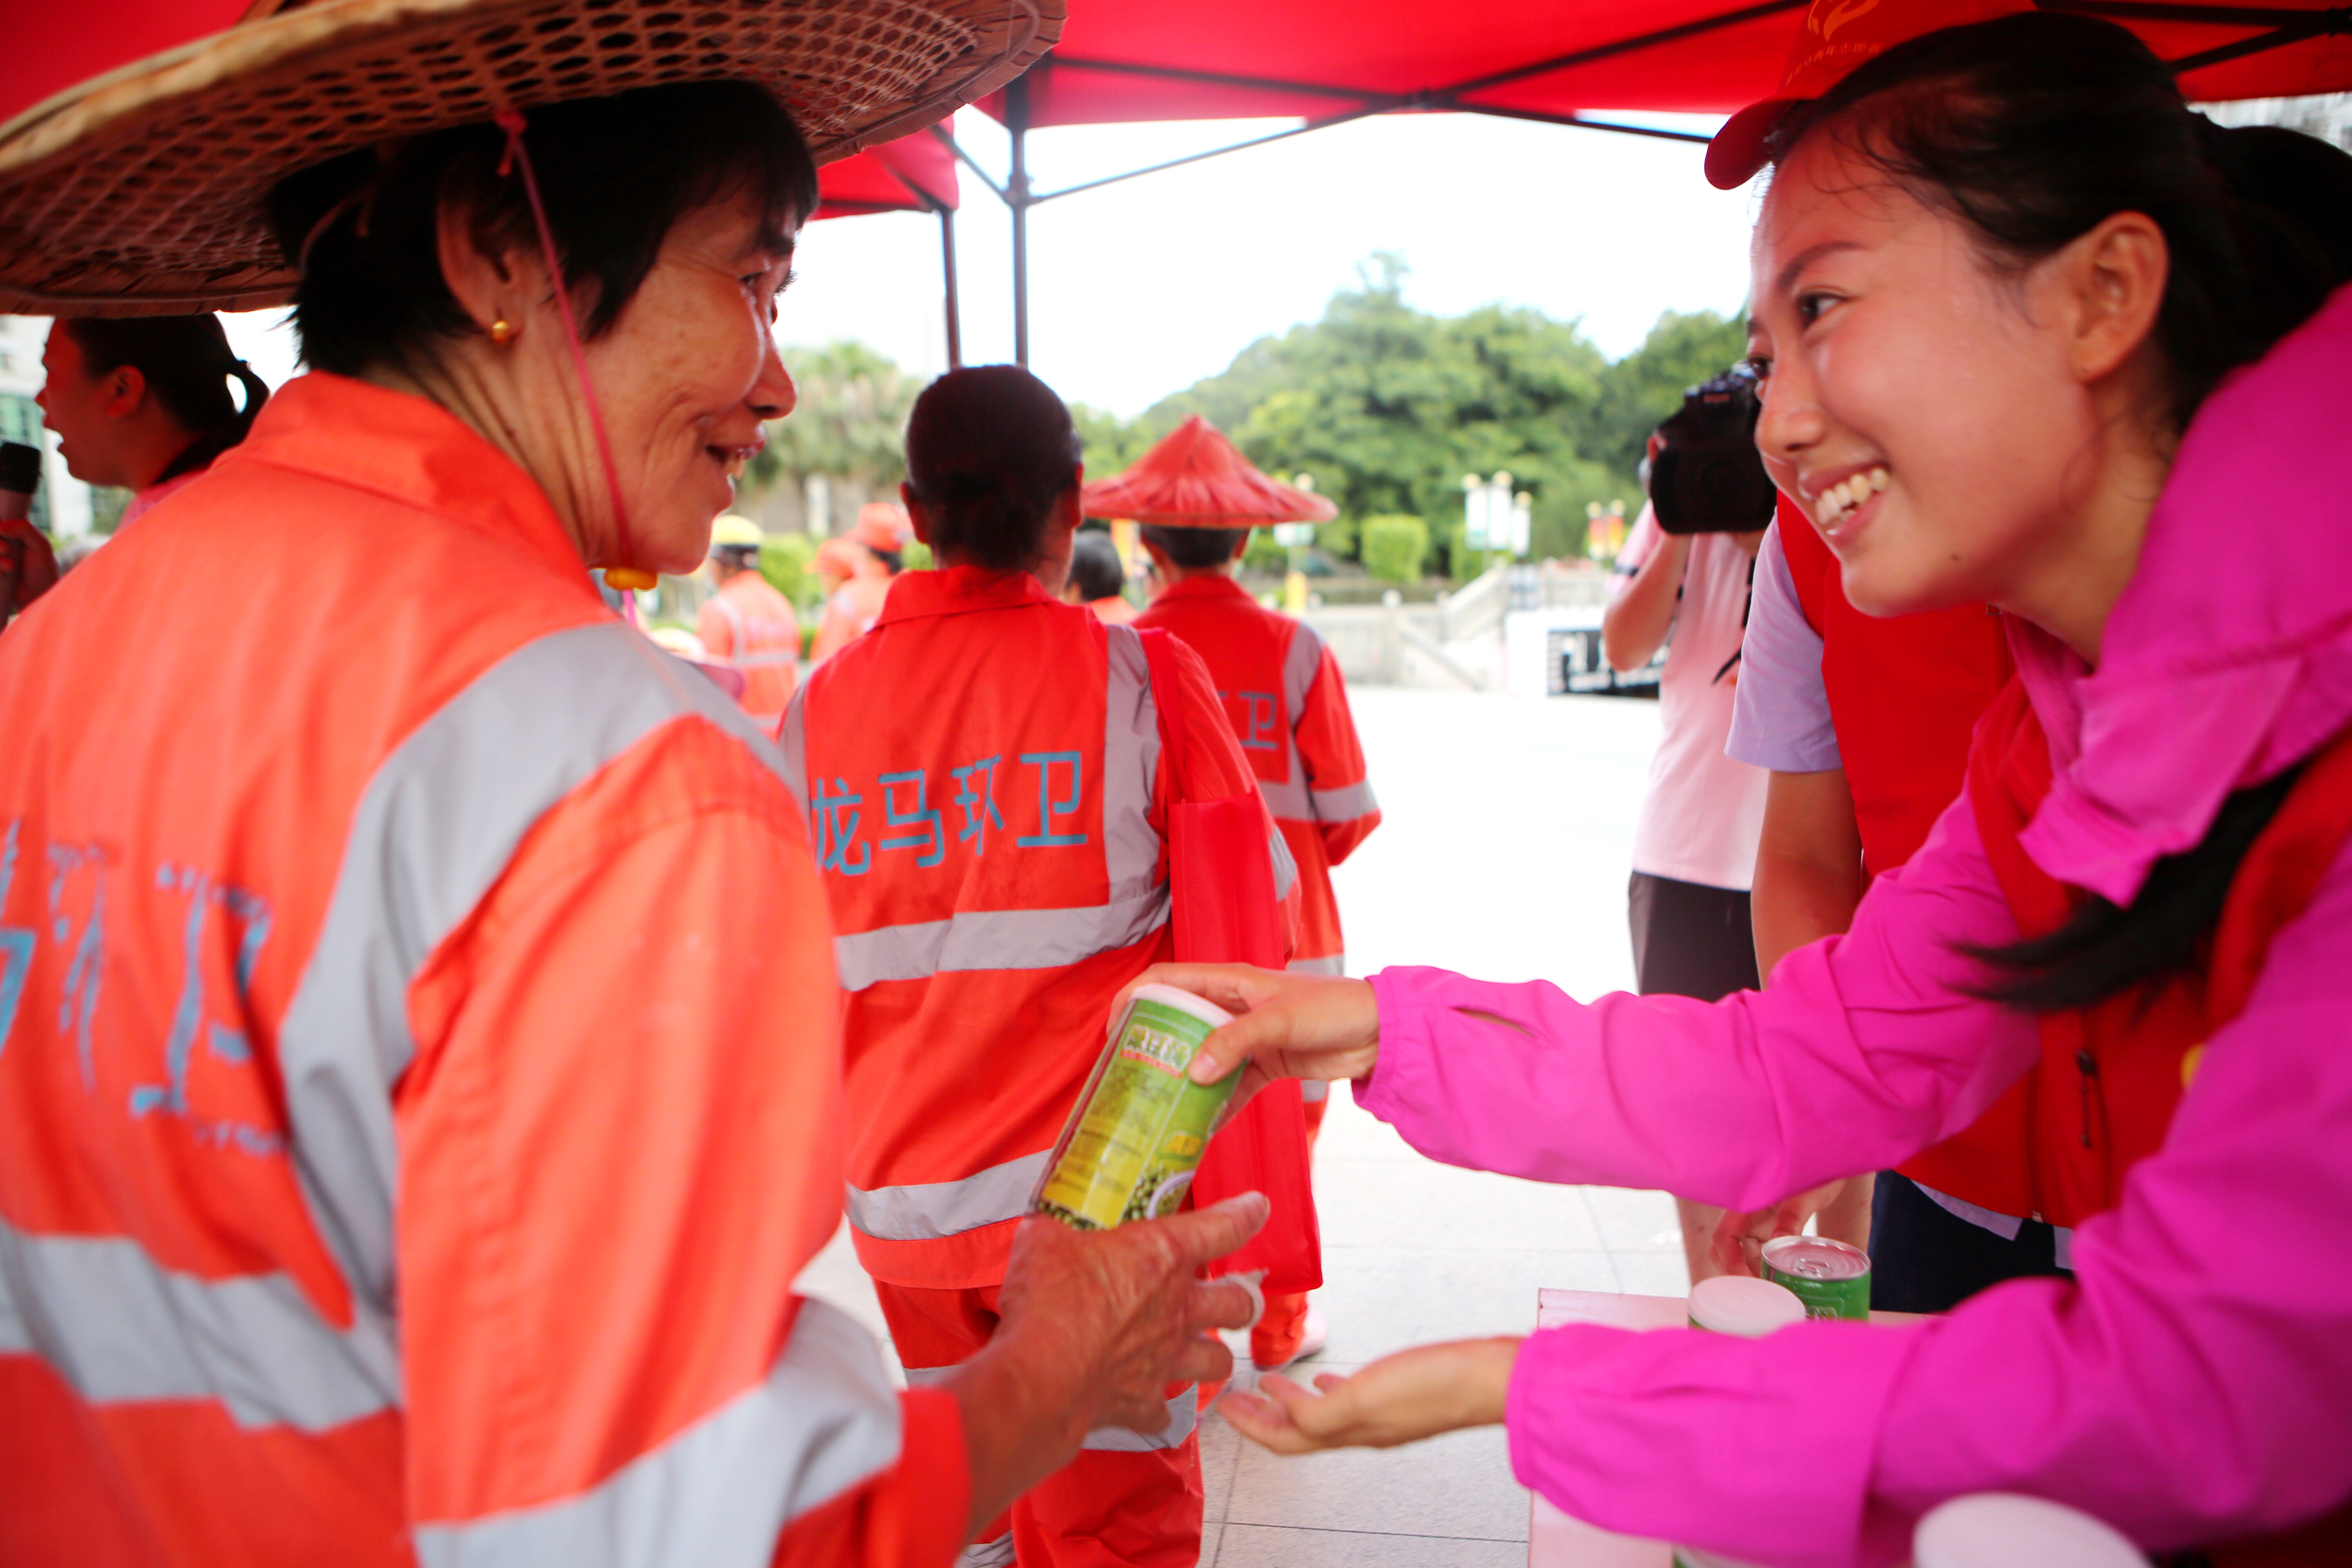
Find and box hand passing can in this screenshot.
[1032,984,1240,1230]
[1761,1235,1873,1320]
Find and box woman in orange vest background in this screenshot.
[696,513,802,731]
[35,314,270,529]
[809,499,907,662]
[0,13,1267,1566]
[785,365,1295,1568]
[1152,14,2352,1565]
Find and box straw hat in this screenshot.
[1080,414,1336,529]
[0,0,1060,315]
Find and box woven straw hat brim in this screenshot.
[0,0,1060,316]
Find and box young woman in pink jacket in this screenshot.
[1147,16,2352,1566]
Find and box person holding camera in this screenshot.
[1599,378,1772,1285]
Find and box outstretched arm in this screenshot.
[1159,791,2037,1213]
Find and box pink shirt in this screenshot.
[1359,284,2352,1565]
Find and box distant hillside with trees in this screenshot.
[748,259,1750,580]
[1075,254,1748,575]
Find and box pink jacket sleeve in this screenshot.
[1360,801,2352,1564]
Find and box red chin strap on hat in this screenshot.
[494,109,657,594]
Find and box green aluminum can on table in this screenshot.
[1762,1234,1873,1321]
[1033,984,1238,1230]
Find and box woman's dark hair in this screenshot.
[1139,524,1250,571]
[62,315,270,482]
[1067,528,1126,600]
[903,366,1081,574]
[1772,13,2352,1014]
[271,80,818,379]
[865,546,905,576]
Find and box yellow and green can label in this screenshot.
[1034,994,1236,1230]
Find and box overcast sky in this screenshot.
[226,105,1756,418]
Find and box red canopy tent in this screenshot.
[3,1,967,363]
[924,0,2352,361]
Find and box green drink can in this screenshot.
[1761,1234,1873,1321]
[1032,984,1239,1230]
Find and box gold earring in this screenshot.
[488,318,517,346]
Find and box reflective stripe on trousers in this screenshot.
[412,1299,901,1567]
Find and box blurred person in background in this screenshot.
[35,314,270,528]
[785,364,1294,1568]
[0,441,56,622]
[810,499,906,662]
[1063,527,1136,624]
[1599,445,1770,1284]
[697,512,801,730]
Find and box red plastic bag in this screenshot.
[1138,629,1322,1294]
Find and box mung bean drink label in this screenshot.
[1034,985,1238,1230]
[1761,1235,1873,1321]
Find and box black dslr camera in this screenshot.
[1648,366,1776,535]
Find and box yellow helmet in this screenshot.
[709,515,765,552]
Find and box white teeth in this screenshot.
[1813,467,1890,528]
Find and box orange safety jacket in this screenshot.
[1135,575,1379,977]
[697,569,802,726]
[782,567,1296,1297]
[0,374,964,1568]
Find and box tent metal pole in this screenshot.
[1007,72,1033,368]
[937,202,963,370]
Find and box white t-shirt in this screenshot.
[1615,505,1769,891]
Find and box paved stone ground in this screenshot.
[797,688,1688,1566]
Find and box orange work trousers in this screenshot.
[1250,1092,1330,1368]
[874,1281,1205,1568]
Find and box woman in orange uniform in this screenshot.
[0,11,1262,1567]
[809,500,908,662]
[786,366,1295,1568]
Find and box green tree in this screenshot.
[746,340,918,510]
[1136,255,1644,576]
[1360,515,1429,583]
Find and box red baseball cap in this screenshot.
[1704,0,2035,189]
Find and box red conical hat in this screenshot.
[1081,415,1336,528]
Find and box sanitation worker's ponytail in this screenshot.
[904,365,1082,575]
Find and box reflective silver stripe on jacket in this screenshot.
[412,1298,900,1568]
[846,1150,1052,1242]
[1081,1385,1198,1452]
[1258,619,1375,827]
[1310,780,1378,823]
[829,624,1170,994]
[1287,954,1346,977]
[9,621,794,1434]
[0,1216,396,1431]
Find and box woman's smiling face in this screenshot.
[581,187,799,575]
[1746,134,2112,619]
